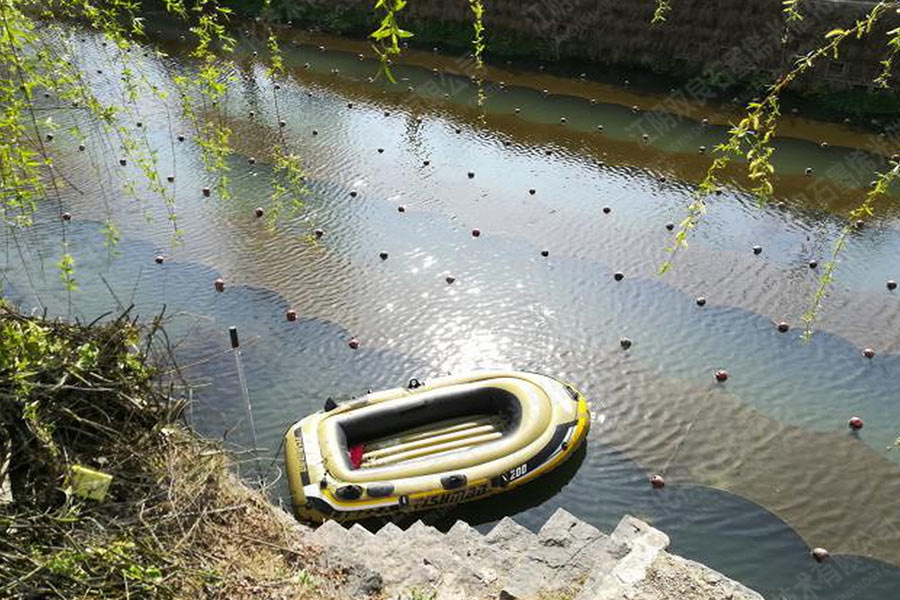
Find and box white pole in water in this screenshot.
[230,326,261,483]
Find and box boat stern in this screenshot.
[283,421,310,519]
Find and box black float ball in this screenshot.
[154,255,164,264]
[887,280,897,290]
[445,276,456,284]
[349,191,358,198]
[468,171,475,179]
[214,278,225,292]
[848,416,864,431]
[862,347,875,359]
[472,228,481,237]
[529,189,536,195]
[777,322,790,333]
[286,309,297,322]
[541,249,549,257]
[314,228,324,239]
[613,272,624,281]
[202,187,211,197]
[715,369,728,382]
[348,337,360,350]
[649,474,665,489]
[620,337,632,350]
[696,297,707,307]
[665,223,675,231]
[809,260,818,269]
[254,207,264,218]
[752,245,762,255]
[379,251,389,260]
[602,207,611,214]
[398,205,406,213]
[61,212,72,222]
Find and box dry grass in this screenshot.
[0,303,341,599]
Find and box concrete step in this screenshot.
[575,515,671,600]
[499,508,628,599]
[446,519,484,547]
[366,520,492,600]
[376,521,404,542]
[307,509,762,600]
[484,516,538,554]
[312,518,352,547]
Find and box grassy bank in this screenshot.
[0,302,337,598]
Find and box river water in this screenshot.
[4,23,900,598]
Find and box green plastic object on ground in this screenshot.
[70,464,113,501]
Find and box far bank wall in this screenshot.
[290,0,900,92]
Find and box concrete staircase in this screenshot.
[308,508,765,600]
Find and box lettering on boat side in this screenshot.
[506,463,529,482]
[417,483,490,508]
[322,483,492,520]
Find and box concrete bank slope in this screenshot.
[308,508,765,600]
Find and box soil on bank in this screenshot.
[0,302,341,599]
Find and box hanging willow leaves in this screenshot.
[371,0,413,83]
[660,1,900,337]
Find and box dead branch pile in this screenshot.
[0,303,335,599]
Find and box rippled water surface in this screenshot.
[4,25,900,598]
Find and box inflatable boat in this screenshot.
[284,370,590,522]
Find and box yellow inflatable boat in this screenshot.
[284,370,590,522]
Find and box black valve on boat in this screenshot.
[408,378,423,389]
[335,484,363,500]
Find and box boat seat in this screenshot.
[319,377,553,483]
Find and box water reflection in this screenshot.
[3,24,900,600]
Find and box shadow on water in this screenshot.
[7,209,900,599]
[355,439,588,533]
